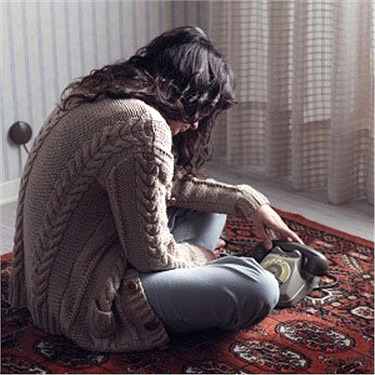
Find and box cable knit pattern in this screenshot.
[133,152,206,269]
[31,114,162,332]
[10,98,269,352]
[106,149,209,273]
[10,106,72,307]
[135,154,164,259]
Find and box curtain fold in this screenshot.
[208,0,374,205]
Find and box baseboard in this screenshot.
[1,178,20,206]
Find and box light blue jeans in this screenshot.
[139,207,280,333]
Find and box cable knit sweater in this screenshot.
[9,98,269,352]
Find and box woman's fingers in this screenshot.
[264,219,304,245]
[251,204,304,248]
[257,224,273,250]
[282,227,304,244]
[257,222,304,249]
[273,223,304,245]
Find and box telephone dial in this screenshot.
[221,238,337,308]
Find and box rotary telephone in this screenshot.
[221,238,337,308]
[254,240,336,307]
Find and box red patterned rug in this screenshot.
[1,209,374,374]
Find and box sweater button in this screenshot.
[126,280,139,294]
[144,319,161,331]
[166,196,177,205]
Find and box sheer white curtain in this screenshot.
[208,0,374,205]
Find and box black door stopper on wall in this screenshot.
[8,121,33,154]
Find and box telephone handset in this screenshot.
[252,240,333,308]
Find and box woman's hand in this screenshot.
[251,204,304,250]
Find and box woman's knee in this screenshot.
[254,269,280,311]
[240,269,279,329]
[217,259,280,330]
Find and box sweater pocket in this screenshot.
[90,298,117,339]
[87,241,126,339]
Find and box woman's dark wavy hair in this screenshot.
[60,26,236,179]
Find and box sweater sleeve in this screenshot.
[105,148,208,273]
[170,170,270,219]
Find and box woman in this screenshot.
[10,26,303,352]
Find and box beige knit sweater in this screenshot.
[9,98,269,352]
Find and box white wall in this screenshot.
[1,0,208,185]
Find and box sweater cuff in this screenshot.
[236,185,270,218]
